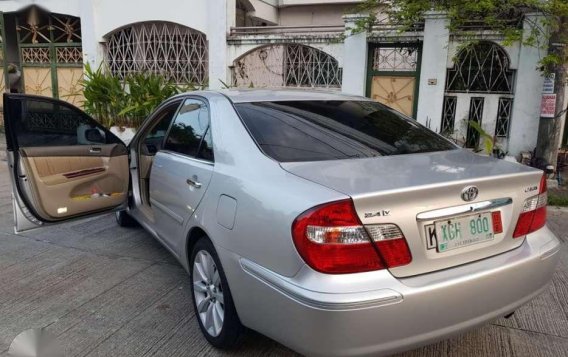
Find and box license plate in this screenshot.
[425,212,494,252]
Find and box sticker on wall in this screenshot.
[540,94,557,118]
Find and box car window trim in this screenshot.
[137,99,183,154]
[196,124,213,161]
[159,149,215,166]
[162,96,214,163]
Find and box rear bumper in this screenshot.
[220,226,561,357]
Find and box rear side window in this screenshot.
[164,98,214,161]
[234,101,455,162]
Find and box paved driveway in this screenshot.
[0,162,567,356]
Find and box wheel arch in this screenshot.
[185,226,209,267]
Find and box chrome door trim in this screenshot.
[416,198,513,221]
[159,150,215,166]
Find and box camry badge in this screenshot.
[461,186,478,202]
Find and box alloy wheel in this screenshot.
[192,250,225,337]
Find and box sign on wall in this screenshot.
[540,94,557,118]
[542,74,555,94]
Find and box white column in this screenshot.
[207,0,232,89]
[341,15,367,96]
[415,12,450,129]
[79,0,98,68]
[508,14,547,156]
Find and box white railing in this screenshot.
[230,25,345,36]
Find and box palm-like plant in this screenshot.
[81,65,197,129]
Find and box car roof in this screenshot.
[202,89,372,103]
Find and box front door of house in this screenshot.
[15,6,84,106]
[366,44,421,118]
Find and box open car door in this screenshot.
[4,94,129,232]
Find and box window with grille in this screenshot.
[232,44,342,88]
[372,47,418,72]
[466,97,485,148]
[495,98,513,137]
[284,44,342,87]
[446,41,515,93]
[441,96,457,135]
[104,22,208,85]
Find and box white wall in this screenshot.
[92,0,209,40]
[508,14,547,157]
[415,12,449,129]
[279,4,352,26]
[248,0,279,24]
[0,0,81,16]
[341,15,366,96]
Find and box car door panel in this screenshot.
[4,93,129,232]
[150,152,213,249]
[17,144,128,221]
[148,97,214,251]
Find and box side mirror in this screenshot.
[85,128,105,143]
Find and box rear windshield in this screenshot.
[234,100,456,162]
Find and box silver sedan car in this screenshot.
[3,90,560,356]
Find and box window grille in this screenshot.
[372,47,417,72]
[466,97,485,148]
[21,47,51,64]
[232,44,341,88]
[446,41,514,93]
[17,6,82,45]
[441,96,457,135]
[104,22,208,85]
[495,98,513,137]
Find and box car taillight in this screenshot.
[513,175,547,238]
[291,199,412,274]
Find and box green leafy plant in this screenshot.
[118,73,187,128]
[81,63,128,128]
[467,120,495,154]
[81,64,197,129]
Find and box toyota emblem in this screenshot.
[461,186,478,202]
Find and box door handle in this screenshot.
[186,177,202,188]
[89,147,102,154]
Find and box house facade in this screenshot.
[0,0,555,158]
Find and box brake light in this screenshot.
[513,175,547,238]
[291,199,412,274]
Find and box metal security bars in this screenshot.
[104,22,208,85]
[15,5,83,103]
[284,44,342,87]
[372,47,418,72]
[466,97,485,148]
[232,44,341,88]
[446,41,515,93]
[495,98,513,137]
[441,96,457,135]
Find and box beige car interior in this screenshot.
[137,101,181,206]
[138,145,154,206]
[18,144,129,221]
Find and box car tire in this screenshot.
[190,237,243,349]
[115,210,138,227]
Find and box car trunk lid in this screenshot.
[281,149,544,277]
